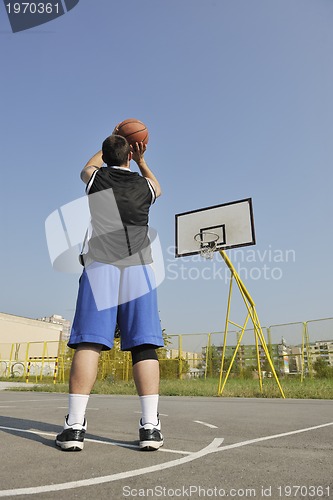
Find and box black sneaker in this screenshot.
[139,417,163,451]
[55,415,87,451]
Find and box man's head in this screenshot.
[102,135,131,167]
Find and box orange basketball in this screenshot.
[116,118,149,146]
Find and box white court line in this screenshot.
[0,427,58,439]
[85,437,189,455]
[211,420,333,453]
[0,398,66,404]
[193,420,218,429]
[0,406,16,408]
[57,407,100,411]
[0,425,190,455]
[134,411,168,417]
[1,421,333,497]
[0,437,224,497]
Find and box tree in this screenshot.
[205,344,221,377]
[157,330,190,379]
[313,357,333,378]
[159,357,190,379]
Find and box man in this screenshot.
[56,133,164,452]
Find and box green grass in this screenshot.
[3,376,333,399]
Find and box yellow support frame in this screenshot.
[178,334,183,379]
[301,321,313,382]
[217,250,285,398]
[204,333,211,379]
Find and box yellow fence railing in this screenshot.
[0,317,332,384]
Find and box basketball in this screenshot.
[116,118,149,146]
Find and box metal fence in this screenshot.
[0,317,332,383]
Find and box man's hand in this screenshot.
[112,123,120,135]
[130,141,147,164]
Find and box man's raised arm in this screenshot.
[131,142,162,198]
[80,150,104,184]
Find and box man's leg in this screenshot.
[133,358,160,427]
[67,343,102,424]
[132,358,159,396]
[56,343,102,451]
[57,262,119,451]
[133,359,160,426]
[70,343,102,394]
[131,345,163,450]
[119,266,164,450]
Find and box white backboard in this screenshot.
[175,198,256,257]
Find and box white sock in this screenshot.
[139,394,159,426]
[67,394,89,426]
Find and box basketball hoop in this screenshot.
[194,232,219,259]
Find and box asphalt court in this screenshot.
[0,391,332,500]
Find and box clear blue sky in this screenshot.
[1,0,332,345]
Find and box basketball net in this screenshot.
[194,232,219,260]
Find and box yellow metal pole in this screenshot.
[8,343,15,377]
[254,323,263,392]
[233,270,285,397]
[53,358,58,384]
[220,251,255,306]
[25,360,31,384]
[266,327,273,378]
[218,276,233,393]
[178,335,183,379]
[58,340,66,384]
[236,330,244,377]
[40,342,47,381]
[252,308,285,398]
[125,351,130,382]
[22,344,28,379]
[218,313,250,395]
[101,352,106,380]
[218,250,285,399]
[301,323,306,382]
[304,322,313,378]
[205,333,211,380]
[24,343,30,380]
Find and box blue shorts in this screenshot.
[68,262,164,351]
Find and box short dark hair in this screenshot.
[102,135,130,166]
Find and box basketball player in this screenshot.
[55,134,164,452]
